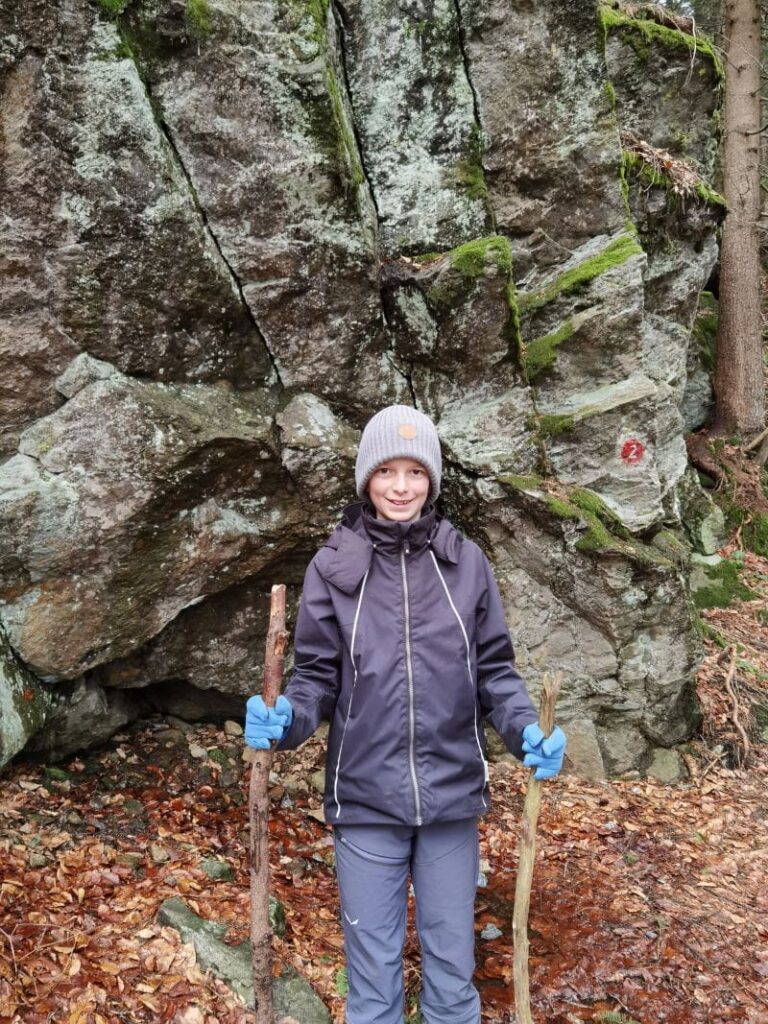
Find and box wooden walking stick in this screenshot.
[512,671,563,1024]
[249,584,288,1024]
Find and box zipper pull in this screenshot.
[404,540,410,555]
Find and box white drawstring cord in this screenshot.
[428,549,489,802]
[333,569,370,818]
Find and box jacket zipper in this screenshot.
[401,539,422,825]
[428,549,489,802]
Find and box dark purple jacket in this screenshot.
[279,502,537,826]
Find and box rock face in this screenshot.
[0,0,724,775]
[0,626,52,769]
[158,896,330,1021]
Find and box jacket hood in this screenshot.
[314,501,461,594]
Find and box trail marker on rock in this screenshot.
[620,438,645,464]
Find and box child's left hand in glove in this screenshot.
[522,722,567,779]
[244,694,293,749]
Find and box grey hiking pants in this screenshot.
[334,817,480,1024]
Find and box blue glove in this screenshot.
[245,695,293,749]
[522,722,567,780]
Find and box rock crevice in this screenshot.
[0,0,726,777]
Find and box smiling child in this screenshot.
[245,404,566,1024]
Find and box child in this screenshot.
[245,405,566,1024]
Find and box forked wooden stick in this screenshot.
[512,672,563,1024]
[249,584,288,1024]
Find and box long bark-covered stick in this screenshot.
[249,584,288,1024]
[512,672,562,1024]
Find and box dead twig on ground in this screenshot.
[722,646,750,765]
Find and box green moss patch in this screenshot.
[454,126,490,204]
[282,0,365,197]
[523,319,575,380]
[518,233,643,314]
[693,559,758,609]
[496,473,544,492]
[622,151,726,210]
[497,479,670,566]
[326,67,365,189]
[542,491,627,557]
[306,0,331,45]
[572,488,631,537]
[411,236,523,365]
[651,529,690,566]
[186,0,212,37]
[535,413,575,438]
[415,236,512,284]
[692,291,717,373]
[743,515,768,559]
[99,0,129,16]
[448,236,512,278]
[599,5,724,79]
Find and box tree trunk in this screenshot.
[713,0,764,437]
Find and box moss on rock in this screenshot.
[523,319,575,380]
[518,233,643,314]
[598,5,724,80]
[449,236,513,278]
[571,488,631,537]
[326,66,365,190]
[0,626,52,768]
[498,477,674,568]
[413,235,523,364]
[186,0,212,37]
[455,126,490,205]
[743,514,768,559]
[651,529,690,567]
[692,291,717,373]
[622,151,726,210]
[535,413,575,438]
[692,558,757,609]
[99,0,129,16]
[496,473,544,492]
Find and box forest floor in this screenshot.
[1,551,768,1024]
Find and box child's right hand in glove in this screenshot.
[244,694,293,749]
[522,722,567,779]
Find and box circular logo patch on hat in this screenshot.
[398,423,417,439]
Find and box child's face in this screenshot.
[366,459,430,522]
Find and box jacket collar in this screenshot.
[359,501,437,554]
[315,502,460,594]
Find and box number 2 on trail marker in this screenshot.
[620,438,645,464]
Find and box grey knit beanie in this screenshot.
[355,405,442,500]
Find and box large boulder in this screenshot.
[0,625,52,769]
[0,1,723,773]
[119,0,399,412]
[463,476,701,775]
[0,2,273,458]
[0,356,288,678]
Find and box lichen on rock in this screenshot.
[0,0,726,775]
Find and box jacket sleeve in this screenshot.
[277,560,342,750]
[475,551,538,760]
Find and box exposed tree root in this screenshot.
[686,430,768,517]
